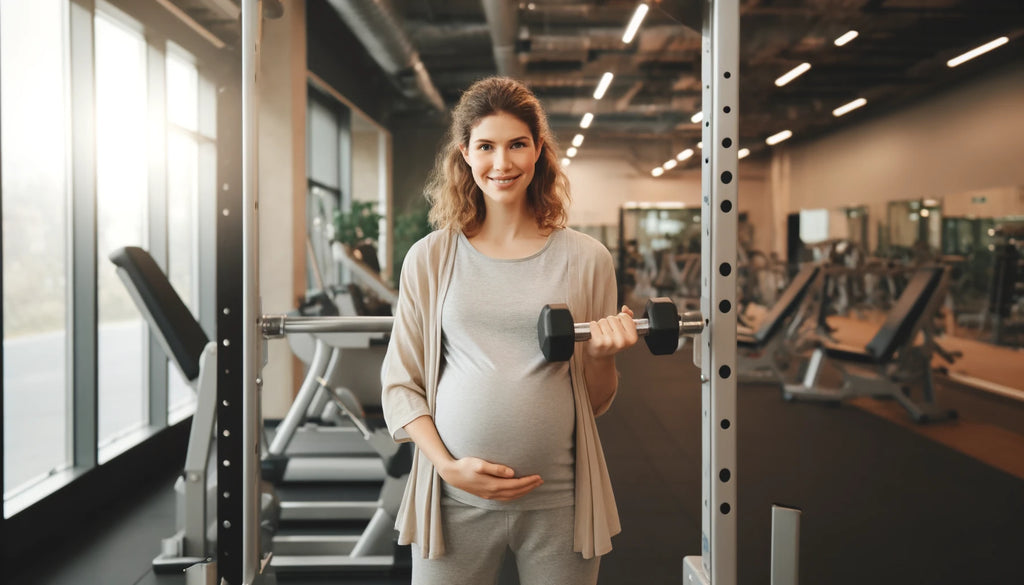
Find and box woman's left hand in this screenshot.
[585,305,639,360]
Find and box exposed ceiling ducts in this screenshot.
[481,0,524,79]
[324,0,445,112]
[393,0,1021,167]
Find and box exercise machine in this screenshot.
[111,246,411,578]
[737,265,823,383]
[783,265,959,423]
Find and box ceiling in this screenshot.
[170,0,1023,172]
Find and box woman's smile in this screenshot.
[460,111,543,208]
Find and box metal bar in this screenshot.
[216,54,245,585]
[240,0,262,582]
[771,505,802,585]
[571,311,705,341]
[266,341,332,456]
[262,315,394,337]
[146,37,170,428]
[683,0,739,583]
[70,0,98,472]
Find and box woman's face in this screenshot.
[459,111,543,211]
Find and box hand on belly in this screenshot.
[438,456,543,501]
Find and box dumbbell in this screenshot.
[537,297,704,362]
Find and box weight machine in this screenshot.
[200,0,801,583]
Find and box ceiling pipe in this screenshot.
[481,0,525,79]
[324,0,445,112]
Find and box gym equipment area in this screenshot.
[2,1,1023,585]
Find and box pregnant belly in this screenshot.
[434,376,575,478]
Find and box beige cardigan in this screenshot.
[380,228,621,559]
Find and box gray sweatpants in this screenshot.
[411,497,600,585]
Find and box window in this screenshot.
[1,0,72,502]
[2,0,220,516]
[307,94,346,289]
[166,46,202,418]
[94,9,150,452]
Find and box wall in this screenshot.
[257,4,307,418]
[564,154,773,253]
[772,60,1024,254]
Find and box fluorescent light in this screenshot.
[651,167,665,177]
[561,158,571,167]
[566,147,578,157]
[832,97,867,117]
[622,3,649,44]
[834,30,858,46]
[580,112,594,128]
[697,141,703,150]
[593,72,614,99]
[947,36,1009,68]
[691,111,703,124]
[738,148,750,159]
[676,148,694,161]
[571,134,585,147]
[663,159,678,170]
[766,130,792,145]
[774,62,811,87]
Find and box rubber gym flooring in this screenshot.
[12,346,1024,585]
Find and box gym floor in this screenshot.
[12,346,1024,585]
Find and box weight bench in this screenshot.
[782,265,958,423]
[738,265,822,382]
[111,246,411,574]
[109,246,280,573]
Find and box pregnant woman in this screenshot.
[381,76,637,585]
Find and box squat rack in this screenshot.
[215,1,798,584]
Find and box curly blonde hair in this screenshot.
[425,77,571,234]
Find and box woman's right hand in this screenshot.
[438,457,543,501]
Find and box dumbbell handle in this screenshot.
[571,310,704,342]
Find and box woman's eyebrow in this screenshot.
[472,135,531,144]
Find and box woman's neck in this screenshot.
[466,206,552,259]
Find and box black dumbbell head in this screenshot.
[644,297,680,355]
[538,304,575,362]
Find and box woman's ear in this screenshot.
[535,140,544,162]
[458,143,470,165]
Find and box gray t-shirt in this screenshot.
[434,229,575,510]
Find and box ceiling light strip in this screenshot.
[593,72,614,99]
[766,130,792,146]
[774,63,811,87]
[580,112,594,128]
[622,3,650,44]
[832,97,867,117]
[834,30,858,47]
[947,36,1009,68]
